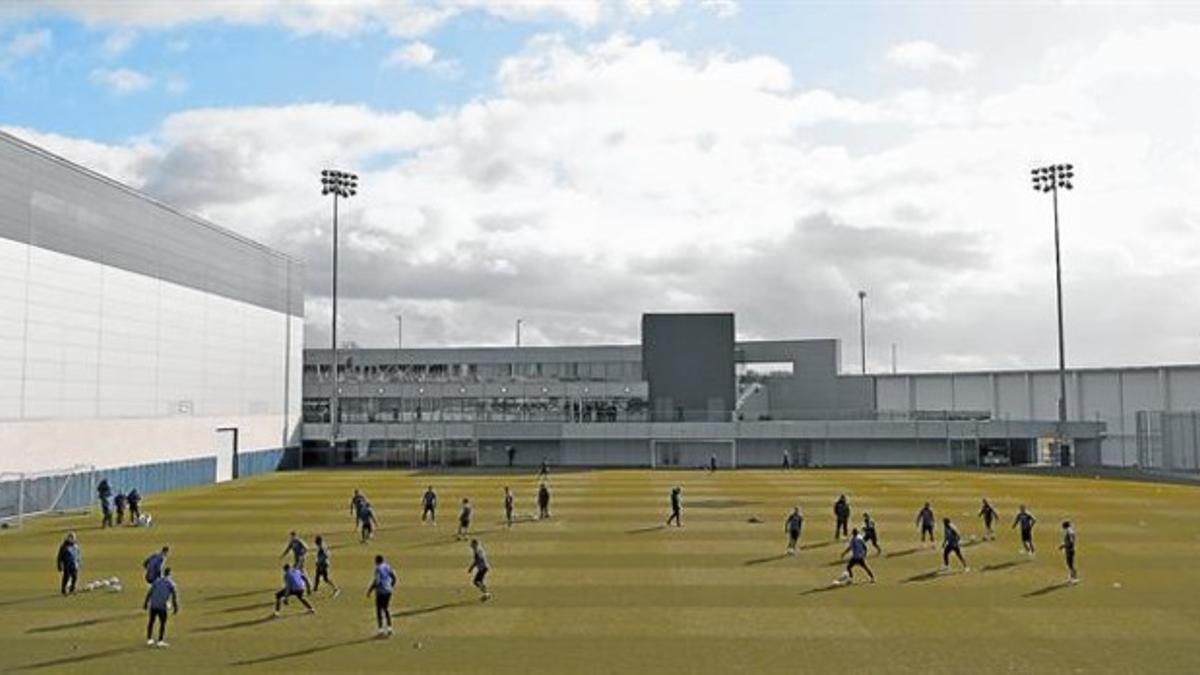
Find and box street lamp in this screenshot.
[516,318,523,347]
[395,314,403,350]
[1031,162,1074,466]
[857,290,867,375]
[321,168,358,458]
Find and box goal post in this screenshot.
[650,439,737,469]
[0,464,97,529]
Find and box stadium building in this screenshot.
[303,313,1199,470]
[0,130,302,517]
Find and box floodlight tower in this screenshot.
[857,290,867,375]
[1031,163,1074,465]
[321,169,358,456]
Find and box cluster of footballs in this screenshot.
[82,577,123,593]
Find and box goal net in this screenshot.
[650,439,737,469]
[0,464,96,528]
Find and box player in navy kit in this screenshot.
[503,487,515,528]
[833,495,850,540]
[941,518,969,572]
[978,499,999,540]
[862,512,882,555]
[421,486,438,524]
[785,507,803,554]
[1060,521,1079,584]
[916,502,936,547]
[468,539,492,601]
[839,528,875,583]
[1013,505,1037,555]
[667,486,682,527]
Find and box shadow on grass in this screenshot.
[12,645,140,671]
[26,612,138,634]
[886,546,924,559]
[800,541,835,551]
[1024,582,1071,598]
[982,559,1030,573]
[204,588,275,602]
[230,637,379,666]
[800,583,850,596]
[395,599,474,618]
[626,525,667,535]
[744,553,790,566]
[689,499,758,509]
[902,570,946,584]
[407,537,461,549]
[215,601,275,614]
[0,594,63,608]
[195,614,280,633]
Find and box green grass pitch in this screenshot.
[3,468,1199,673]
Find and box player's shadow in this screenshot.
[407,537,461,549]
[886,546,924,558]
[744,553,789,566]
[800,541,835,551]
[230,636,379,666]
[204,587,275,602]
[396,599,474,617]
[0,594,61,608]
[902,570,946,584]
[800,583,850,596]
[26,612,137,634]
[627,525,667,534]
[214,601,276,614]
[982,560,1030,573]
[1023,582,1072,598]
[690,499,758,509]
[195,614,279,632]
[11,645,140,671]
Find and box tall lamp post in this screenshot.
[857,290,867,375]
[321,169,358,459]
[395,314,403,350]
[516,318,523,347]
[1031,163,1074,466]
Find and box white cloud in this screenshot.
[11,25,1200,370]
[6,0,682,37]
[383,41,436,68]
[164,75,189,94]
[700,0,739,18]
[101,29,136,55]
[90,66,153,94]
[886,40,977,73]
[2,28,51,64]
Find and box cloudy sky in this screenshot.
[2,1,1199,373]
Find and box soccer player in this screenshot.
[839,528,875,583]
[537,482,551,520]
[667,486,683,527]
[833,495,850,540]
[941,518,968,572]
[862,512,882,555]
[350,489,367,529]
[143,567,178,647]
[977,499,999,541]
[916,502,936,547]
[457,498,473,539]
[421,486,438,524]
[357,500,379,543]
[96,479,111,511]
[785,507,803,554]
[782,451,791,470]
[313,536,341,597]
[538,457,550,479]
[127,488,142,524]
[115,492,127,525]
[468,539,492,601]
[503,487,515,528]
[281,531,309,571]
[273,563,314,616]
[56,532,81,595]
[143,546,169,585]
[101,491,114,529]
[367,554,397,637]
[1013,505,1037,555]
[1060,521,1079,584]
[709,453,718,473]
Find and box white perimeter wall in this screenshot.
[0,238,302,474]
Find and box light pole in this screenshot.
[516,318,523,347]
[395,314,403,350]
[1031,162,1074,466]
[321,169,358,460]
[857,290,867,375]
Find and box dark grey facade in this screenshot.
[642,313,735,421]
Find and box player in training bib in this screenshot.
[142,567,178,648]
[367,554,397,637]
[667,486,683,527]
[468,539,492,601]
[1060,521,1079,585]
[978,499,999,540]
[273,563,314,616]
[941,518,969,572]
[785,507,803,555]
[313,535,341,597]
[421,486,438,524]
[1013,505,1037,555]
[457,498,473,539]
[281,531,310,571]
[839,528,875,584]
[357,501,378,543]
[916,502,936,547]
[833,495,850,540]
[862,512,882,555]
